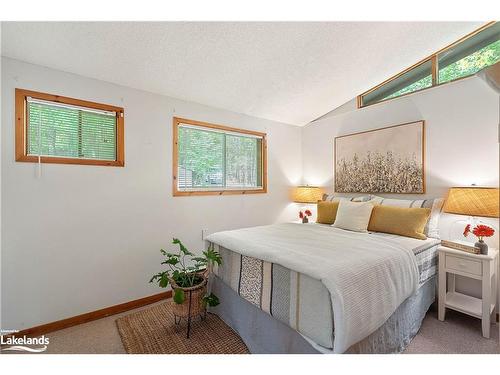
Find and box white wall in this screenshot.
[303,76,499,239]
[0,57,302,330]
[302,77,499,297]
[2,56,499,331]
[0,26,3,331]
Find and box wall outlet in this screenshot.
[202,229,209,240]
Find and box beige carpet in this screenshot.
[404,306,499,354]
[116,302,249,354]
[3,301,498,354]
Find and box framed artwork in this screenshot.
[334,120,425,194]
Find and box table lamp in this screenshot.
[442,186,499,252]
[292,185,324,203]
[443,186,499,219]
[292,186,324,223]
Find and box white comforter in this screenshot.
[206,223,420,353]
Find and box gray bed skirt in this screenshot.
[210,275,436,354]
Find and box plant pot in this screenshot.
[169,277,208,319]
[302,216,309,223]
[475,240,488,255]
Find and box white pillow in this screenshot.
[332,201,374,232]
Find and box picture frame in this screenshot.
[334,120,425,194]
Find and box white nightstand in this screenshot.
[438,246,498,338]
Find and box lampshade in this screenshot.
[292,186,323,203]
[442,187,499,218]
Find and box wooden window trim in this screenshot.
[15,88,125,167]
[357,21,497,108]
[172,117,267,197]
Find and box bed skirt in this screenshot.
[210,275,436,354]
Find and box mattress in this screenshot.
[211,225,440,349]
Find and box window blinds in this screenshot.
[177,124,262,190]
[26,97,117,161]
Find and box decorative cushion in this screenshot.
[322,193,372,203]
[332,201,374,233]
[368,205,431,240]
[369,196,444,239]
[316,201,340,225]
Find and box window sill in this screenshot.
[16,155,124,167]
[173,188,267,196]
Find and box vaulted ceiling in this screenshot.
[1,22,485,125]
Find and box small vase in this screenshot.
[475,240,488,255]
[302,216,309,224]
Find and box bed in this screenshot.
[206,222,440,353]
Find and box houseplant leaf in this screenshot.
[203,293,220,307]
[159,273,169,288]
[151,239,222,307]
[173,288,185,304]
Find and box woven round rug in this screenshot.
[116,301,249,354]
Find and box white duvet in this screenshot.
[207,223,420,353]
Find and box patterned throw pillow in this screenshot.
[369,196,444,239]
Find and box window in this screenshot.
[15,89,124,166]
[358,22,500,108]
[362,60,433,106]
[438,24,500,84]
[173,117,267,196]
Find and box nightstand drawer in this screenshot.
[445,254,482,276]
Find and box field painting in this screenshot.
[334,121,424,194]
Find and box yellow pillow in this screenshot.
[368,205,431,240]
[316,201,340,225]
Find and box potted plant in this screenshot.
[463,224,495,255]
[149,238,222,335]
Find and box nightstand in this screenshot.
[438,246,498,338]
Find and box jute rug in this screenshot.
[116,301,249,354]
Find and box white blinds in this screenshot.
[26,98,117,161]
[177,124,263,190]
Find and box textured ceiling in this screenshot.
[1,22,485,125]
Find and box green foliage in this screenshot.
[172,238,193,256]
[384,75,432,100]
[149,239,223,305]
[203,246,223,266]
[178,127,224,187]
[27,102,116,160]
[202,293,220,307]
[224,135,260,188]
[173,288,186,304]
[178,127,261,189]
[439,40,500,83]
[383,39,500,102]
